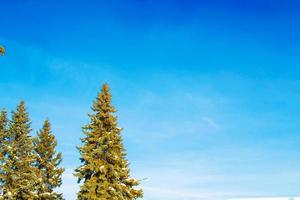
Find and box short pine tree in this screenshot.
[75,84,143,200]
[33,119,64,200]
[3,102,37,199]
[0,109,8,195]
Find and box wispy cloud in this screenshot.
[201,116,220,130]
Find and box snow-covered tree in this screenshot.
[2,102,37,199]
[33,119,64,200]
[75,83,143,200]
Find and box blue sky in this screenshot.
[1,0,300,199]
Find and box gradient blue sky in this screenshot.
[1,0,300,199]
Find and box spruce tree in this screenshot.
[3,101,37,199]
[75,83,143,200]
[33,119,64,200]
[0,109,8,195]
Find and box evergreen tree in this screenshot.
[75,83,143,200]
[0,45,4,55]
[3,101,37,199]
[0,109,8,195]
[33,119,64,200]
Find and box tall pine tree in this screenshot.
[3,101,37,199]
[33,119,64,200]
[75,83,143,200]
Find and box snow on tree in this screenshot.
[74,83,143,200]
[2,101,38,199]
[33,119,64,200]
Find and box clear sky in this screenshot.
[1,0,300,199]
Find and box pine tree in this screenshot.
[75,83,143,200]
[33,119,64,200]
[3,101,37,199]
[0,109,8,195]
[0,45,4,55]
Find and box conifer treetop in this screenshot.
[4,101,37,199]
[12,101,32,130]
[75,83,143,200]
[33,119,64,200]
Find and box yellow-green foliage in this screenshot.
[3,102,38,199]
[33,119,65,200]
[75,84,143,200]
[0,109,8,192]
[0,103,65,200]
[0,46,5,55]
